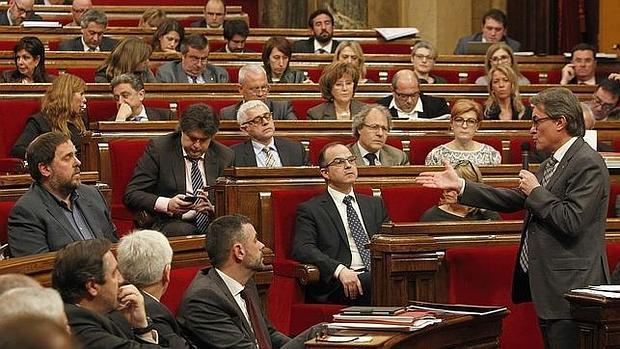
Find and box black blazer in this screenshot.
[58,36,118,52]
[377,94,450,120]
[292,191,390,302]
[121,107,174,121]
[0,69,55,83]
[291,37,340,53]
[0,10,42,25]
[10,112,84,159]
[231,137,309,167]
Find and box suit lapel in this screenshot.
[273,138,288,165]
[349,143,365,166]
[204,143,220,186]
[175,63,188,83]
[356,195,377,237]
[319,192,349,246]
[208,269,255,339]
[242,141,258,166]
[545,138,583,191]
[172,140,187,193]
[37,185,84,242]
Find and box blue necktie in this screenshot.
[188,158,210,234]
[343,195,371,270]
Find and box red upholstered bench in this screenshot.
[409,136,452,165]
[308,136,355,166]
[65,67,97,83]
[0,99,40,172]
[161,265,204,315]
[381,186,442,222]
[178,99,237,117]
[290,100,322,120]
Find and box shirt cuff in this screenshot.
[154,197,171,214]
[458,178,466,195]
[334,264,346,279]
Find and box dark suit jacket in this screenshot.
[231,137,309,167]
[58,36,118,52]
[124,131,234,219]
[292,191,390,302]
[156,60,229,83]
[460,137,609,319]
[377,94,450,120]
[219,100,297,120]
[177,267,291,349]
[306,100,367,120]
[10,112,84,159]
[215,46,255,53]
[124,107,173,121]
[292,38,340,53]
[267,68,306,83]
[0,70,55,83]
[453,32,521,55]
[65,303,162,349]
[568,76,603,85]
[8,182,117,257]
[348,142,409,166]
[0,10,42,25]
[95,66,158,83]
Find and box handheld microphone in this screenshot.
[521,142,530,170]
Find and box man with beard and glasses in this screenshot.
[177,214,321,349]
[8,132,117,257]
[292,9,340,54]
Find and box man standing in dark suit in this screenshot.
[453,8,521,55]
[377,69,450,120]
[58,9,117,52]
[232,100,308,167]
[219,64,296,120]
[292,9,340,54]
[124,104,233,236]
[292,143,390,305]
[8,132,118,257]
[417,87,610,349]
[116,229,195,349]
[111,74,173,121]
[177,214,318,348]
[52,239,162,348]
[0,0,42,26]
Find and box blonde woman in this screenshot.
[475,42,530,85]
[332,40,371,83]
[11,74,87,158]
[95,37,157,83]
[484,65,532,120]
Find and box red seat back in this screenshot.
[0,201,16,245]
[381,186,442,222]
[65,67,97,82]
[291,99,322,119]
[87,99,118,122]
[509,137,535,164]
[0,99,40,158]
[160,265,203,315]
[178,99,236,116]
[409,136,452,165]
[308,136,356,165]
[109,139,150,207]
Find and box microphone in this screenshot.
[521,142,530,170]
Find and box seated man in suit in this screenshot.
[589,78,620,121]
[0,0,42,26]
[157,34,229,84]
[453,8,521,55]
[292,9,340,54]
[8,132,118,257]
[217,19,253,53]
[561,43,600,86]
[52,239,162,348]
[66,0,92,27]
[190,0,225,28]
[377,69,450,120]
[292,143,390,305]
[124,104,234,236]
[111,74,173,121]
[220,64,296,120]
[349,104,409,166]
[232,100,309,167]
[116,230,194,348]
[177,214,319,349]
[59,9,118,52]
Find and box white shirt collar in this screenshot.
[215,268,245,298]
[327,185,355,205]
[313,39,333,53]
[389,96,424,119]
[551,136,578,164]
[130,105,148,121]
[6,9,12,26]
[251,138,276,155]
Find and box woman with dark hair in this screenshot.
[95,37,157,83]
[484,65,532,120]
[1,36,55,83]
[151,19,185,53]
[307,62,367,120]
[262,36,306,83]
[11,74,87,159]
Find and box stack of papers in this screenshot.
[572,285,620,298]
[21,21,61,28]
[327,318,441,332]
[330,306,441,332]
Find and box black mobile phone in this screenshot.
[182,195,199,203]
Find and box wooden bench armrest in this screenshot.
[296,263,320,286]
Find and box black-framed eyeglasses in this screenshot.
[362,123,388,132]
[242,112,272,126]
[455,160,479,182]
[531,115,552,127]
[324,155,357,168]
[592,94,617,111]
[452,117,478,127]
[394,91,420,100]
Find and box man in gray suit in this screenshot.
[219,64,296,120]
[58,9,117,52]
[231,100,308,167]
[156,34,228,84]
[417,87,610,349]
[453,9,521,55]
[349,104,409,166]
[0,0,42,26]
[177,214,318,349]
[111,74,173,122]
[8,132,118,257]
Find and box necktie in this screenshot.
[190,76,198,84]
[364,153,377,166]
[188,158,210,234]
[262,147,276,168]
[343,195,371,270]
[317,48,327,54]
[240,288,271,349]
[519,156,559,272]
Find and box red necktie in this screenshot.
[240,288,271,349]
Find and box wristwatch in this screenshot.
[133,317,155,335]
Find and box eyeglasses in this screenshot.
[394,91,420,101]
[247,84,270,95]
[490,54,511,63]
[185,54,209,65]
[242,112,272,126]
[362,123,388,132]
[324,155,357,168]
[455,160,479,182]
[413,53,434,61]
[452,117,478,127]
[592,94,617,111]
[14,2,34,16]
[531,115,551,127]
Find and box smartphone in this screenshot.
[182,195,199,204]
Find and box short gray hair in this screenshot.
[351,104,392,138]
[79,9,108,28]
[0,274,40,296]
[411,40,437,59]
[238,64,267,85]
[237,100,269,124]
[530,87,585,137]
[116,229,173,287]
[0,287,65,325]
[110,73,145,92]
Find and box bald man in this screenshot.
[66,0,93,27]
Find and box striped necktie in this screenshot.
[188,158,210,234]
[262,146,276,168]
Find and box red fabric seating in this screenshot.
[509,137,536,164]
[108,139,150,236]
[409,136,452,165]
[0,99,40,170]
[431,70,463,84]
[87,100,119,122]
[178,99,236,117]
[290,100,322,120]
[380,186,443,222]
[446,246,543,349]
[0,201,16,246]
[160,265,204,315]
[65,67,98,82]
[308,136,355,166]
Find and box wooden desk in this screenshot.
[566,290,620,348]
[305,308,508,348]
